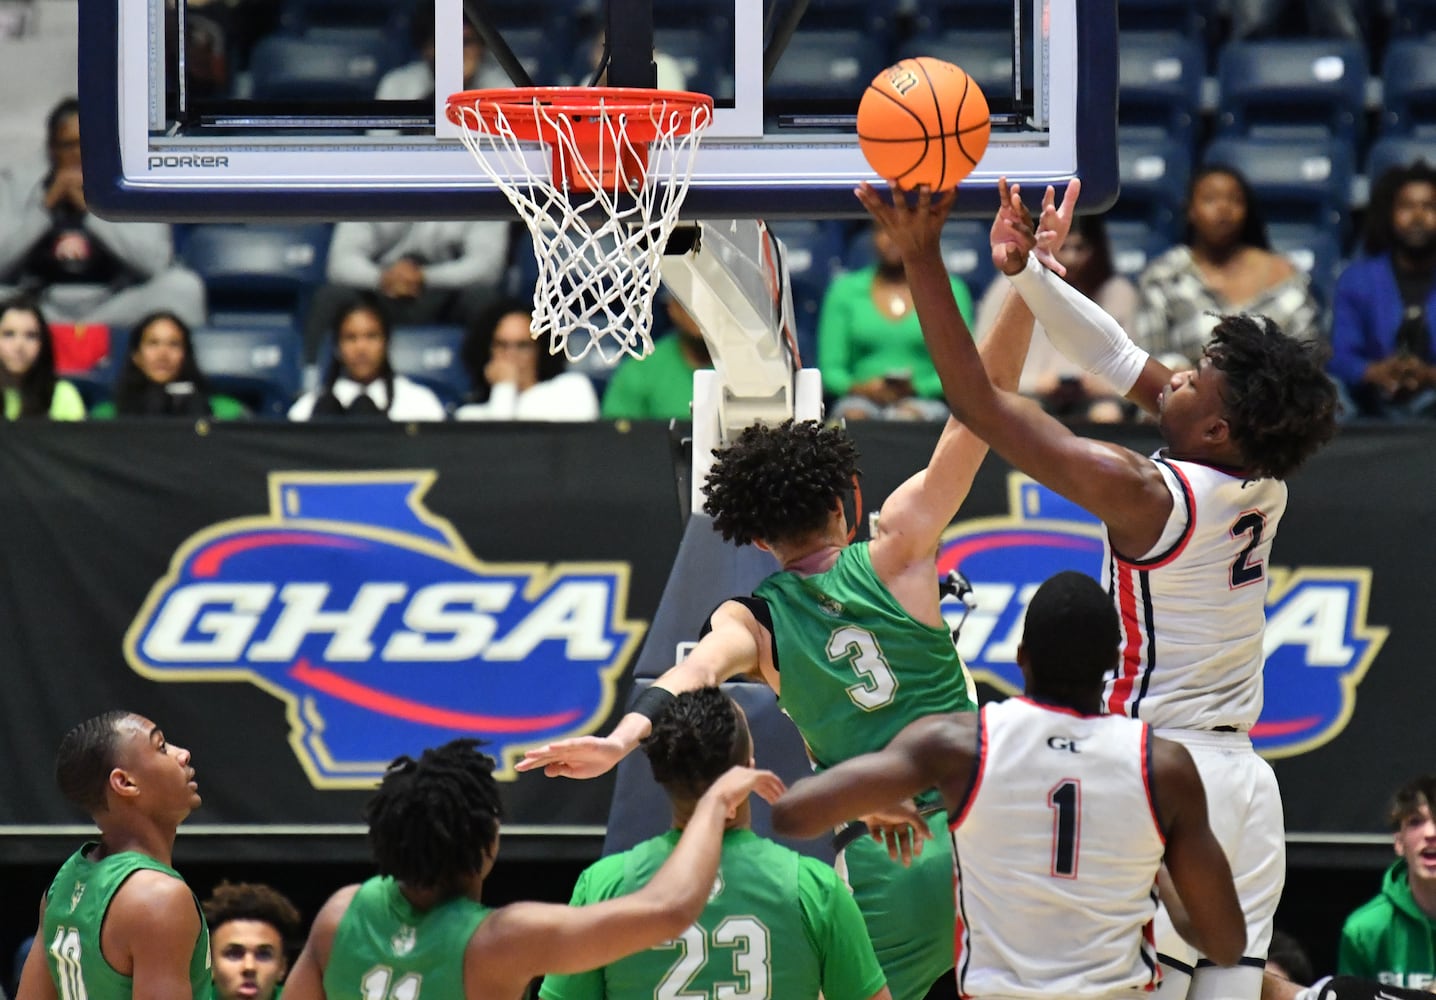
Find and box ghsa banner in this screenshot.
[125,471,645,787]
[938,475,1388,759]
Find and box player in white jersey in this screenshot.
[772,570,1246,1000]
[856,180,1339,1000]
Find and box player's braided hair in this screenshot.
[202,881,303,944]
[1205,315,1337,481]
[643,687,751,802]
[1387,774,1436,830]
[55,710,132,814]
[365,739,503,895]
[702,420,859,546]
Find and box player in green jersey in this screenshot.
[281,739,784,1000]
[16,710,211,1000]
[540,686,890,1000]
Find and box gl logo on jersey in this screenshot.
[937,475,1388,759]
[125,471,645,787]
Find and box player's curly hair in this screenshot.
[643,687,752,803]
[203,881,303,944]
[701,420,859,546]
[365,739,503,896]
[1387,774,1436,830]
[55,710,132,815]
[1205,315,1337,481]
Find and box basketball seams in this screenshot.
[857,56,989,189]
[858,73,931,180]
[913,58,949,189]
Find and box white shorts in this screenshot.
[1154,729,1285,969]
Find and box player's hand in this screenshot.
[991,177,1036,276]
[1031,178,1081,277]
[515,736,628,779]
[701,766,787,818]
[855,182,955,261]
[861,799,933,868]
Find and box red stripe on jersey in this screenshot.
[1107,563,1144,715]
[1140,723,1165,844]
[1115,460,1198,569]
[1142,915,1160,991]
[950,709,989,830]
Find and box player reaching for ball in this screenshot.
[857,178,1339,1000]
[857,57,992,192]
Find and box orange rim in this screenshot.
[445,86,713,143]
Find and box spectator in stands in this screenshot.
[818,223,969,421]
[0,294,84,420]
[91,312,248,419]
[1328,162,1436,421]
[376,4,509,101]
[975,213,1134,422]
[1228,0,1363,41]
[1338,774,1436,990]
[454,299,598,421]
[290,291,447,421]
[1134,164,1321,370]
[601,295,711,421]
[204,881,302,1000]
[303,218,510,363]
[0,98,206,330]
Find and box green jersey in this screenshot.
[754,541,975,770]
[41,843,211,1000]
[540,828,885,1000]
[324,877,492,1000]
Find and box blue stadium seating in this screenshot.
[1267,223,1343,308]
[898,30,1019,102]
[913,0,1020,33]
[1365,136,1436,189]
[766,220,847,368]
[765,30,890,104]
[1380,40,1436,137]
[1117,0,1211,37]
[1118,33,1204,145]
[1105,219,1173,279]
[1202,136,1355,232]
[794,0,903,34]
[939,219,1000,301]
[1112,130,1193,236]
[192,326,305,418]
[179,223,331,329]
[1215,39,1368,145]
[386,324,471,408]
[247,34,399,101]
[279,0,410,37]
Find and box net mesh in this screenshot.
[448,90,713,365]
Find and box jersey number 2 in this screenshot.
[828,625,898,710]
[48,926,88,1000]
[656,917,771,1000]
[1047,779,1081,879]
[1228,511,1266,588]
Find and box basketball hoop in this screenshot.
[446,87,713,364]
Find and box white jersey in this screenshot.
[1102,455,1287,732]
[951,698,1165,1000]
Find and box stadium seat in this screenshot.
[913,0,1020,33]
[1267,223,1343,308]
[192,326,304,418]
[1215,39,1368,145]
[179,223,331,329]
[247,34,398,101]
[652,0,732,32]
[765,29,890,105]
[1118,33,1204,146]
[1380,40,1436,138]
[1117,0,1211,37]
[386,324,471,408]
[1365,136,1436,190]
[1112,130,1193,235]
[279,0,409,37]
[766,220,847,369]
[793,0,903,34]
[1105,219,1173,279]
[1392,0,1436,38]
[898,30,1019,103]
[1202,136,1355,232]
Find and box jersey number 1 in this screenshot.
[361,966,422,1000]
[49,926,88,1000]
[828,625,898,710]
[1047,779,1081,879]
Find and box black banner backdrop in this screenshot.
[0,421,1430,863]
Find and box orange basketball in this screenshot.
[857,57,991,190]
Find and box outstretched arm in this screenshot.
[856,183,1174,558]
[472,766,785,996]
[771,713,975,838]
[1151,737,1245,966]
[517,600,765,778]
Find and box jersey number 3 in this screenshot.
[828,625,899,710]
[657,917,771,1000]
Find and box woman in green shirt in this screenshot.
[0,295,86,420]
[91,311,249,419]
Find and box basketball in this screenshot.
[857,57,991,191]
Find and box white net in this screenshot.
[449,90,713,365]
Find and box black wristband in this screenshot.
[630,686,677,723]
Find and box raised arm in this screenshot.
[1151,737,1245,966]
[15,894,59,1000]
[771,712,975,839]
[856,183,1174,557]
[471,766,785,997]
[516,600,765,778]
